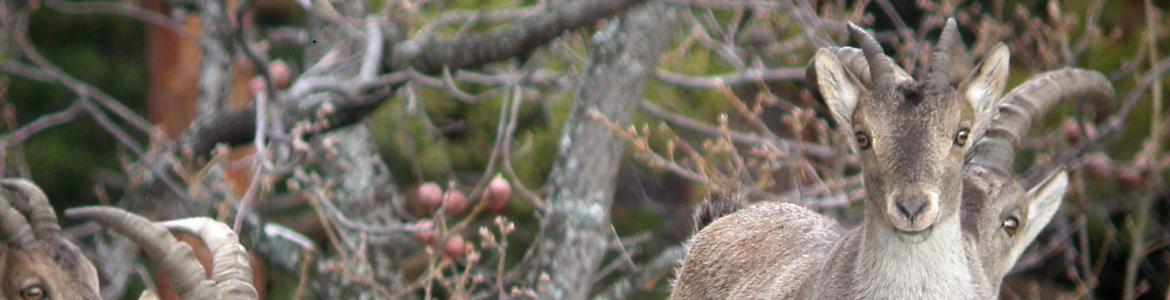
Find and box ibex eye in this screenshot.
[855,132,871,150]
[954,128,970,146]
[20,286,45,300]
[1002,216,1019,237]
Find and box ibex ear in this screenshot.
[961,44,1010,141]
[1005,171,1067,267]
[812,48,864,135]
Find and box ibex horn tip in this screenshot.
[928,18,961,89]
[1,178,62,238]
[848,22,894,88]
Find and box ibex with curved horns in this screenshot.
[820,39,1114,287]
[0,178,259,300]
[961,64,1113,287]
[821,40,1114,289]
[0,179,101,300]
[672,18,1114,299]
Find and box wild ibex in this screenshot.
[0,178,258,299]
[820,39,1114,289]
[822,40,1114,289]
[961,61,1114,286]
[0,179,101,300]
[672,19,1114,299]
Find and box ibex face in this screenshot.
[0,241,100,300]
[964,169,1067,288]
[0,179,100,300]
[813,20,1010,242]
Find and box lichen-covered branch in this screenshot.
[528,3,681,298]
[193,0,235,118]
[386,0,647,74]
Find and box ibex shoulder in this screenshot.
[673,202,840,299]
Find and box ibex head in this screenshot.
[964,169,1067,288]
[0,179,100,300]
[812,19,1010,242]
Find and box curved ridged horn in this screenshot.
[848,23,894,88]
[65,206,219,300]
[928,18,960,89]
[161,218,258,299]
[807,47,913,89]
[0,178,62,239]
[968,68,1115,174]
[0,195,36,247]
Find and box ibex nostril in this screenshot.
[896,201,928,222]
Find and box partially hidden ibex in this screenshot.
[0,178,258,299]
[672,18,1114,299]
[0,179,100,300]
[961,60,1113,287]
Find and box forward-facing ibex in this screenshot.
[0,178,258,299]
[819,42,1113,289]
[672,19,1114,299]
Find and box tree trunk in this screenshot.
[531,2,680,299]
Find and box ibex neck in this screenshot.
[852,214,980,299]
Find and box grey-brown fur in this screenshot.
[672,18,1113,299]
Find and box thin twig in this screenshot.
[0,101,84,148]
[448,84,528,233]
[654,67,804,88]
[10,14,160,141]
[360,17,384,81]
[44,0,199,41]
[79,99,145,157]
[1123,2,1163,298]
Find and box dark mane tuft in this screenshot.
[693,192,747,232]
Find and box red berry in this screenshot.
[411,220,437,244]
[486,176,512,213]
[248,77,267,96]
[1133,156,1152,175]
[268,60,292,89]
[1117,166,1145,188]
[443,190,467,215]
[1061,119,1082,145]
[417,182,443,209]
[1084,154,1112,178]
[444,235,466,259]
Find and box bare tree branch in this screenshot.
[637,99,837,159]
[596,245,687,299]
[654,67,804,88]
[183,0,649,160]
[387,0,648,74]
[0,100,83,148]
